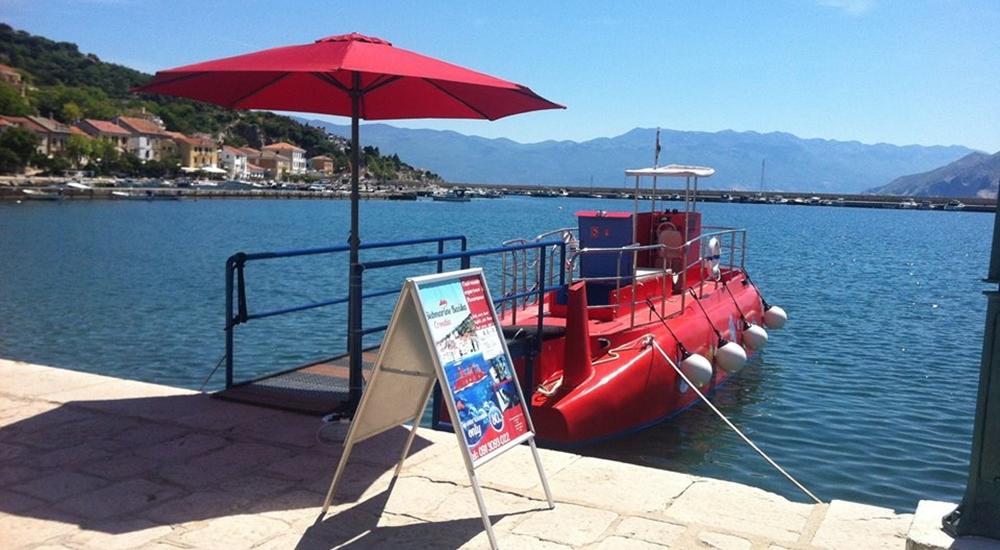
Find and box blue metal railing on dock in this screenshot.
[223,235,566,423]
[224,235,467,389]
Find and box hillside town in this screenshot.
[1,62,336,181]
[0,108,338,180]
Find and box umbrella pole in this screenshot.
[347,73,363,416]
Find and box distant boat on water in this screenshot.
[944,200,966,211]
[432,189,471,202]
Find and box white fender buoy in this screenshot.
[680,353,713,387]
[763,305,788,330]
[715,340,748,373]
[743,323,768,350]
[711,263,721,280]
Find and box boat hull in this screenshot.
[517,273,763,445]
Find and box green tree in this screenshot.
[0,82,30,116]
[61,101,83,122]
[0,126,40,173]
[64,134,91,168]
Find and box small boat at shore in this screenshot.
[112,190,180,201]
[21,189,63,201]
[944,200,966,211]
[435,163,786,445]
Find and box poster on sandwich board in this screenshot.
[321,268,553,550]
[415,272,532,464]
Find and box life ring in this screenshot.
[703,236,722,280]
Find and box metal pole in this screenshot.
[224,257,234,389]
[944,198,1000,538]
[347,71,363,415]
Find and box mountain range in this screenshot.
[301,119,974,194]
[869,151,1000,198]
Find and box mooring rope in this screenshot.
[198,354,227,393]
[647,337,822,504]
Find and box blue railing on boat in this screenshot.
[223,235,567,422]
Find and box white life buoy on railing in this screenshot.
[703,236,722,280]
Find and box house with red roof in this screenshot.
[262,142,306,174]
[114,116,169,161]
[309,155,335,174]
[174,133,218,170]
[255,150,291,178]
[0,116,49,154]
[219,145,248,179]
[11,116,77,156]
[78,119,131,153]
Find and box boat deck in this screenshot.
[213,350,378,415]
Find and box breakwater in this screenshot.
[1,183,994,212]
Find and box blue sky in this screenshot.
[4,0,999,151]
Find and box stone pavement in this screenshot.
[0,359,915,549]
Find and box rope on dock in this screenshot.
[647,337,823,504]
[198,354,227,393]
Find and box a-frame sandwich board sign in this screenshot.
[320,268,554,549]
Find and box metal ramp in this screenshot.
[213,351,377,415]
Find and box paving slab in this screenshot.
[905,500,1000,550]
[614,516,687,546]
[698,531,753,550]
[547,455,693,514]
[512,502,619,546]
[55,478,182,520]
[811,499,912,550]
[64,519,175,550]
[664,479,812,543]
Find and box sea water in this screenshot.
[0,197,990,511]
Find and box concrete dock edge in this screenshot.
[1,358,924,549]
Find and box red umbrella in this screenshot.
[135,32,562,413]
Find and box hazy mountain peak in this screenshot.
[870,151,1000,198]
[302,118,974,193]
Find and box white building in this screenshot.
[262,142,307,174]
[219,145,249,179]
[114,116,168,162]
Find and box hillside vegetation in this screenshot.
[0,24,436,180]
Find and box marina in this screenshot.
[3,5,999,548]
[0,195,989,513]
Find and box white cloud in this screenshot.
[818,0,877,15]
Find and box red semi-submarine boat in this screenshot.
[441,165,787,445]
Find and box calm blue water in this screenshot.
[0,197,991,512]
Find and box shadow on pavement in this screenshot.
[0,392,434,536]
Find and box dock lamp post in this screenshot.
[944,198,1000,539]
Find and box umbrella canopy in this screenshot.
[135,32,562,120]
[135,32,562,416]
